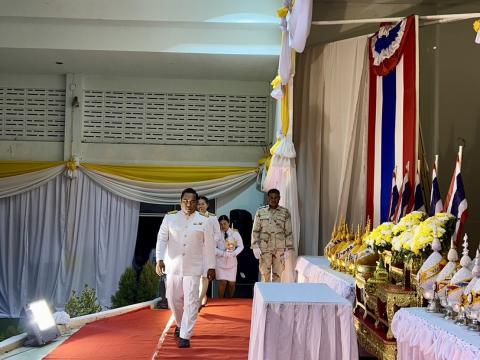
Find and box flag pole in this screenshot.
[458,145,463,169]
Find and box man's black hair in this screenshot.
[267,188,280,196]
[181,188,199,200]
[218,215,230,223]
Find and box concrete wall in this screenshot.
[0,72,268,211]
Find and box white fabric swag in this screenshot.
[0,165,65,198]
[80,166,257,204]
[0,171,139,317]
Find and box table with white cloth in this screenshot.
[295,255,356,305]
[248,282,358,360]
[392,307,480,360]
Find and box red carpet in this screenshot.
[154,298,252,359]
[45,299,252,359]
[44,307,171,359]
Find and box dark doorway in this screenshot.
[230,209,258,298]
[132,203,180,270]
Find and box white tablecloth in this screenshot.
[248,283,358,360]
[392,307,480,360]
[295,256,356,304]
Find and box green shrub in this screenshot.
[65,285,102,317]
[111,267,138,308]
[0,319,22,342]
[137,262,159,302]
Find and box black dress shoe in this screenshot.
[174,326,180,337]
[178,338,190,348]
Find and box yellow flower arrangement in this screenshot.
[391,211,427,252]
[403,212,456,257]
[366,222,394,252]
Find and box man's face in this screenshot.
[267,192,280,209]
[197,199,208,214]
[181,193,197,215]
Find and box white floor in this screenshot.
[0,329,79,360]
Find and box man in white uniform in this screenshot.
[156,188,216,348]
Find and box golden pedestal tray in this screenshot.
[354,309,397,360]
[376,284,422,339]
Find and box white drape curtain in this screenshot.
[0,164,258,316]
[0,171,139,317]
[80,166,257,204]
[294,36,369,255]
[57,171,139,309]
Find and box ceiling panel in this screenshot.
[0,48,277,81]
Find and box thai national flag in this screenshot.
[388,168,399,221]
[412,160,425,212]
[444,147,468,244]
[366,16,418,225]
[393,162,411,222]
[429,156,443,216]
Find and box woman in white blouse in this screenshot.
[216,215,244,298]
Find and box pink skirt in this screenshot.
[216,265,237,282]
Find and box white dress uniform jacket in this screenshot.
[156,210,216,276]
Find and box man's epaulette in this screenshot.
[198,212,208,217]
[167,210,178,214]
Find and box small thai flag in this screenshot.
[388,168,400,221]
[394,161,411,222]
[429,155,443,216]
[444,147,468,244]
[413,160,425,212]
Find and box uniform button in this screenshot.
[184,234,187,237]
[182,253,185,256]
[183,244,186,246]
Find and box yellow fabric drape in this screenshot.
[0,161,65,178]
[82,163,258,183]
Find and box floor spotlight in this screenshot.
[24,299,59,346]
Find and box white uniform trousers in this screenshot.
[166,274,201,339]
[198,276,209,305]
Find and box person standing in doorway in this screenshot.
[216,215,244,298]
[197,195,222,309]
[251,188,293,282]
[156,188,216,348]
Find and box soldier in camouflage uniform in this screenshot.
[251,188,294,282]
